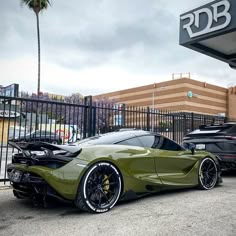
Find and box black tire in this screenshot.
[51,140,58,145]
[199,157,218,190]
[75,162,122,213]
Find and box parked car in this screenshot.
[8,130,62,144]
[7,130,221,213]
[183,123,236,171]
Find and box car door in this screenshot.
[116,136,162,191]
[156,137,198,186]
[138,135,197,187]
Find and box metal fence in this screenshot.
[0,95,227,183]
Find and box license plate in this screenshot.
[196,144,206,150]
[10,170,23,182]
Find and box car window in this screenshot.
[34,131,54,136]
[137,135,183,151]
[159,138,183,151]
[116,137,143,147]
[137,135,157,148]
[45,131,54,135]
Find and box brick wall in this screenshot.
[228,86,236,120]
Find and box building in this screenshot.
[93,77,236,120]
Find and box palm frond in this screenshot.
[20,0,51,11]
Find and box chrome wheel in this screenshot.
[199,158,218,190]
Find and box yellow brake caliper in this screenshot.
[103,175,110,194]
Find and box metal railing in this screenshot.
[0,95,227,183]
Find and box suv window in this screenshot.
[205,143,222,152]
[217,142,236,152]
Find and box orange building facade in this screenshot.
[94,78,236,121]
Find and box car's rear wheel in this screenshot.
[75,162,122,213]
[199,157,218,190]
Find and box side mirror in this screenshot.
[188,143,196,155]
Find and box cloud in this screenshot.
[0,0,235,96]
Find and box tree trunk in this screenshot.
[35,12,41,97]
[35,12,40,130]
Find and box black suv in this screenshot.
[183,123,236,171]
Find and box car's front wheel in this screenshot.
[199,157,218,190]
[75,162,122,213]
[51,140,58,145]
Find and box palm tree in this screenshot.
[21,0,51,97]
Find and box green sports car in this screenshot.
[7,130,222,213]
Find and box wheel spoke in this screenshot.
[103,182,117,187]
[98,192,102,207]
[88,186,98,192]
[88,178,97,185]
[99,189,109,201]
[107,189,115,194]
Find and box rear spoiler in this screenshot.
[8,141,82,156]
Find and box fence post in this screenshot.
[121,103,126,127]
[92,107,96,136]
[183,113,187,135]
[172,115,175,141]
[83,96,93,138]
[83,96,93,139]
[147,107,150,131]
[191,112,194,131]
[224,116,228,123]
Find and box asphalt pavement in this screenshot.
[0,174,236,236]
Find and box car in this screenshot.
[183,123,236,171]
[7,130,221,213]
[8,130,62,145]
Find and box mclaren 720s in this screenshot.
[7,130,222,213]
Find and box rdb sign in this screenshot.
[180,0,236,44]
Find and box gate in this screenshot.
[0,95,226,183]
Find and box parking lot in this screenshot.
[0,174,236,236]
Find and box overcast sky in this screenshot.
[0,0,235,96]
